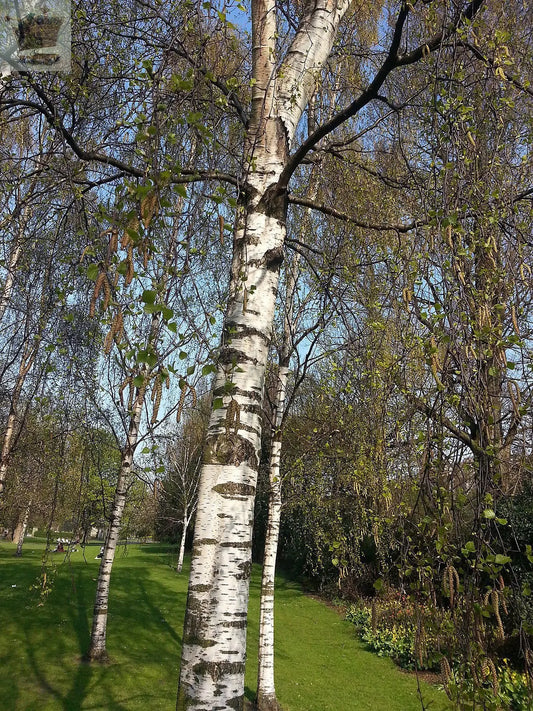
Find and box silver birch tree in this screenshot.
[177,0,486,708]
[256,266,295,711]
[86,386,144,660]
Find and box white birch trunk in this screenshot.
[0,345,37,496]
[256,245,301,711]
[87,393,143,661]
[256,366,287,711]
[0,232,22,323]
[256,149,319,708]
[14,500,31,557]
[177,510,189,574]
[177,2,350,709]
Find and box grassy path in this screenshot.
[0,541,449,710]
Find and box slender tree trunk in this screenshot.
[14,499,31,557]
[0,231,22,324]
[177,510,188,573]
[177,2,350,707]
[257,248,301,711]
[0,345,36,496]
[86,393,143,661]
[256,368,286,711]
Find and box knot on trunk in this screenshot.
[206,433,258,469]
[262,245,284,271]
[257,183,288,221]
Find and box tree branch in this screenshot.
[406,391,484,456]
[278,0,485,189]
[3,89,239,188]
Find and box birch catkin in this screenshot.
[151,377,162,424]
[89,271,106,317]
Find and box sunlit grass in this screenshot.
[0,541,449,710]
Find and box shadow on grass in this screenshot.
[0,543,186,710]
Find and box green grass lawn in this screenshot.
[0,540,450,710]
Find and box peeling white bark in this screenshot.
[276,0,352,143]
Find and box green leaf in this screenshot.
[186,365,195,376]
[117,260,128,276]
[179,351,187,360]
[373,578,384,592]
[86,263,99,281]
[141,289,156,304]
[494,554,511,565]
[213,397,224,410]
[133,375,144,388]
[483,509,496,519]
[144,304,162,314]
[202,364,216,376]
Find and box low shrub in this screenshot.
[345,593,453,671]
[440,660,533,711]
[346,595,533,710]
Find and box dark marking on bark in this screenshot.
[206,434,258,469]
[233,387,263,403]
[192,660,246,681]
[220,540,252,549]
[183,633,216,648]
[221,619,247,629]
[257,184,288,222]
[218,347,257,366]
[235,559,252,580]
[224,321,271,344]
[183,594,205,614]
[213,383,237,398]
[211,386,263,405]
[242,403,263,415]
[213,482,256,497]
[263,245,284,271]
[189,583,212,592]
[227,694,245,710]
[196,538,218,545]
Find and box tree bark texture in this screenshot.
[257,247,301,710]
[0,344,37,496]
[256,367,286,711]
[177,2,350,709]
[86,393,143,661]
[14,499,31,557]
[177,510,189,574]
